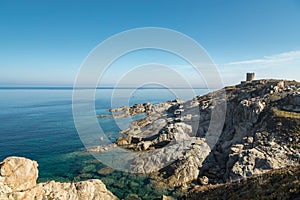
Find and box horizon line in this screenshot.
[0,86,215,90]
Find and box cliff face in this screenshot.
[0,157,118,200]
[111,79,300,188]
[199,80,300,184]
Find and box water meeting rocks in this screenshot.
[0,156,118,200]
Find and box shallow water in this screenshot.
[0,87,209,199]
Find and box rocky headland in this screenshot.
[110,79,300,193]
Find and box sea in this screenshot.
[0,87,209,199]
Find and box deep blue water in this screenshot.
[0,88,208,198]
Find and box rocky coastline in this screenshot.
[2,79,300,199]
[110,79,300,191]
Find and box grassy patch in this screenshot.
[181,166,300,200]
[272,108,300,119]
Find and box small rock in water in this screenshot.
[97,114,107,118]
[97,167,114,175]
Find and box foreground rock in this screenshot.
[0,156,118,200]
[111,79,300,188]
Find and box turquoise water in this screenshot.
[0,88,208,199]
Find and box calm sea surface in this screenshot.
[0,88,209,199]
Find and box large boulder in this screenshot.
[0,157,38,193]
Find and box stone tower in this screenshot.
[246,73,255,82]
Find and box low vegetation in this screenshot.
[181,166,300,200]
[272,108,300,119]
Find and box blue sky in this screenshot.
[0,0,300,87]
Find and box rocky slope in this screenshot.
[0,156,118,200]
[180,166,300,200]
[110,79,300,189]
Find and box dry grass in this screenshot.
[181,166,300,200]
[272,108,300,119]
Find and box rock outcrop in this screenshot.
[0,156,118,200]
[109,79,300,188]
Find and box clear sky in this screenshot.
[0,0,300,87]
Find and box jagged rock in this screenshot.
[277,81,285,89]
[116,135,132,146]
[198,176,209,185]
[132,117,151,127]
[247,137,254,144]
[154,140,210,187]
[0,157,118,200]
[141,141,152,150]
[87,143,117,153]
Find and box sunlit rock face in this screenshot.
[0,157,38,195]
